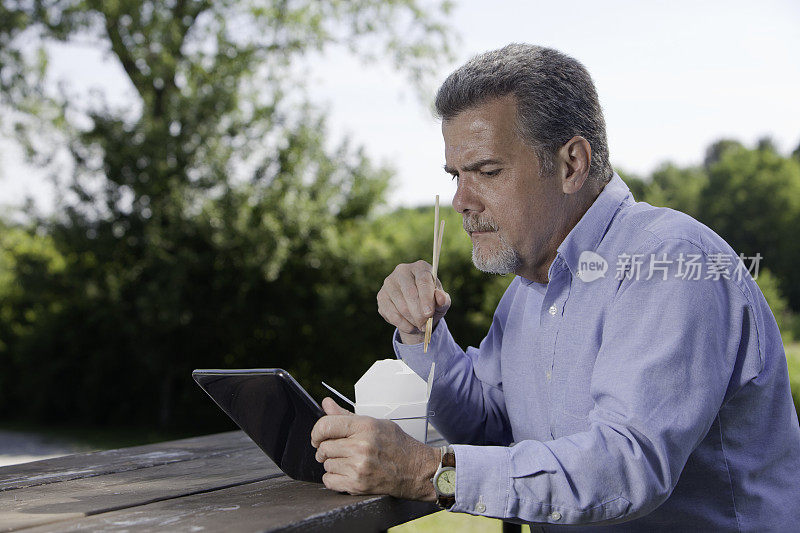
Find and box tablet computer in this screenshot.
[192,368,326,483]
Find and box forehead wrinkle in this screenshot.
[443,98,522,171]
[445,124,504,162]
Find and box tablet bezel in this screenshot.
[192,368,326,483]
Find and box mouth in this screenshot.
[469,230,496,237]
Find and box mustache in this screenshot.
[463,215,499,233]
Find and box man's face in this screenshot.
[443,95,565,280]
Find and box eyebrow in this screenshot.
[443,158,503,175]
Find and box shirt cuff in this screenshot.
[392,318,459,382]
[450,444,511,518]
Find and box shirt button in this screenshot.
[475,502,486,513]
[545,371,552,382]
[548,305,558,316]
[550,511,562,521]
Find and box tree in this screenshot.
[700,143,800,309]
[755,268,793,338]
[616,168,647,201]
[703,138,744,169]
[617,141,800,312]
[617,164,707,219]
[637,163,708,219]
[0,0,454,428]
[0,219,67,414]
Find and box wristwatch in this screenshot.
[432,445,456,509]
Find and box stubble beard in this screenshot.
[471,234,522,275]
[464,215,522,275]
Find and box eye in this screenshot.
[482,169,501,177]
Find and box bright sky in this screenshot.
[2,0,799,214]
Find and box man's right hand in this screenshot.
[377,260,451,345]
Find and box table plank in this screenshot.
[0,431,252,492]
[0,446,284,531]
[18,476,439,532]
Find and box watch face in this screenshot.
[436,468,456,495]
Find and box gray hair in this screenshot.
[435,44,612,183]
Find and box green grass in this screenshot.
[390,511,528,532]
[786,342,800,415]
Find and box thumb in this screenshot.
[434,288,451,311]
[322,396,353,416]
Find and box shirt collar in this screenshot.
[553,171,633,279]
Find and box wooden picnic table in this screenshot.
[0,431,440,532]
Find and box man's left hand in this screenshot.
[310,397,440,501]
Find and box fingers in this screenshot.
[320,449,376,495]
[311,415,358,448]
[377,285,421,335]
[322,472,361,494]
[413,269,436,320]
[315,419,424,499]
[377,261,448,334]
[315,438,352,463]
[397,271,429,330]
[433,288,451,318]
[316,432,375,463]
[321,457,349,474]
[322,397,352,416]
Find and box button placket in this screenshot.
[544,266,572,439]
[540,269,566,440]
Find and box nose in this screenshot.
[451,178,483,215]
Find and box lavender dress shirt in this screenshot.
[394,173,800,532]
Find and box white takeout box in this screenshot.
[354,359,432,443]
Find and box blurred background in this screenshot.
[0,0,798,499]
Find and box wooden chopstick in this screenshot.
[432,220,445,279]
[431,195,440,274]
[423,219,445,351]
[424,198,445,353]
[423,196,440,352]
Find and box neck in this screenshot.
[519,186,602,283]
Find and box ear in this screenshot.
[556,136,592,194]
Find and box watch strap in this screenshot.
[435,446,456,509]
[442,450,455,468]
[437,494,455,509]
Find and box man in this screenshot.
[311,44,800,530]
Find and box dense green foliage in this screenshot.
[627,141,800,420]
[5,136,799,431]
[787,343,800,423]
[0,0,461,430]
[623,138,800,316]
[0,202,513,430]
[1,2,798,432]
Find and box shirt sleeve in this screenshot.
[392,279,520,446]
[446,237,755,525]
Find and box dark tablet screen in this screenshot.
[193,369,326,483]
